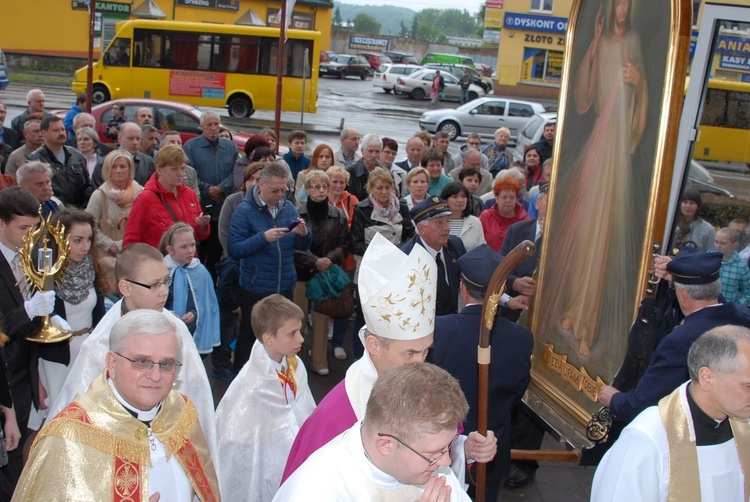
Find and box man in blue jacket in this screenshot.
[228,162,313,372]
[599,248,750,423]
[184,111,238,277]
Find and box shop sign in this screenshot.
[175,0,239,12]
[503,13,567,34]
[719,54,750,72]
[348,36,388,51]
[72,0,131,14]
[267,9,313,30]
[716,35,750,56]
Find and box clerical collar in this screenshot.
[108,378,162,424]
[686,383,733,446]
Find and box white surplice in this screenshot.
[216,340,315,502]
[274,421,471,502]
[592,384,747,501]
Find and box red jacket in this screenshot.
[479,202,530,252]
[123,173,210,249]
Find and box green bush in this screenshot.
[700,194,750,228]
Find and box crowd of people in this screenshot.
[0,86,749,501]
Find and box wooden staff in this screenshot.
[476,240,536,502]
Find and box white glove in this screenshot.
[23,290,56,319]
[50,315,71,332]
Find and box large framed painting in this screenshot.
[528,0,692,426]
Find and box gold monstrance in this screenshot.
[17,211,72,343]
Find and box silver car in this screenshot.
[372,63,424,94]
[395,69,485,102]
[419,97,546,141]
[512,111,557,160]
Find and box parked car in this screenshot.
[426,63,493,94]
[319,54,371,80]
[54,98,253,152]
[320,51,333,63]
[0,49,9,90]
[419,97,546,142]
[686,160,734,197]
[359,52,392,71]
[384,51,419,65]
[373,63,423,94]
[395,69,485,102]
[512,111,557,160]
[421,53,475,67]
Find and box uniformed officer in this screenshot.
[431,244,534,501]
[402,196,466,315]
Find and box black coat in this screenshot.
[2,127,20,151]
[432,304,534,491]
[401,235,466,316]
[295,203,349,283]
[28,144,93,208]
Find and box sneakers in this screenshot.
[334,347,347,360]
[211,366,235,381]
[317,368,330,376]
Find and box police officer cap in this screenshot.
[666,247,722,285]
[409,196,452,225]
[458,244,503,293]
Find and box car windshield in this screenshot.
[379,56,392,64]
[333,56,351,63]
[456,101,480,112]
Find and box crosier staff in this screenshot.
[476,240,535,502]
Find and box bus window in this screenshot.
[104,38,131,67]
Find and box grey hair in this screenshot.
[259,161,289,182]
[26,89,44,102]
[360,134,381,151]
[675,280,722,301]
[73,112,95,128]
[141,124,159,136]
[688,325,750,381]
[109,310,181,354]
[23,118,41,132]
[16,161,53,184]
[340,127,359,140]
[75,126,100,147]
[200,110,221,125]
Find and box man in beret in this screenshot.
[599,247,750,424]
[402,196,466,316]
[432,244,534,502]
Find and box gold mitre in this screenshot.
[359,233,437,341]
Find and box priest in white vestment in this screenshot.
[592,325,750,501]
[275,363,472,501]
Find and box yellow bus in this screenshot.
[72,20,320,117]
[693,78,750,165]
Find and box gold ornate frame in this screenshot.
[527,0,693,429]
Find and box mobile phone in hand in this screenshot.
[286,220,301,231]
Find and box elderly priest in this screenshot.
[13,310,220,501]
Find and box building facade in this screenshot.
[0,0,332,60]
[493,0,748,100]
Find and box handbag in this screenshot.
[306,264,355,318]
[314,282,355,318]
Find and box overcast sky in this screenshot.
[337,0,486,15]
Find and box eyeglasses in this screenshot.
[308,184,328,191]
[114,352,182,373]
[377,433,459,468]
[124,277,172,290]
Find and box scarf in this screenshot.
[307,196,329,224]
[369,192,400,221]
[105,181,137,208]
[57,254,96,305]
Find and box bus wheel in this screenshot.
[92,85,110,104]
[228,96,253,118]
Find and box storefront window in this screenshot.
[530,0,553,13]
[521,48,563,84]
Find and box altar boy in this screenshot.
[215,294,316,502]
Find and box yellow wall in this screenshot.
[0,1,331,59]
[495,0,573,98]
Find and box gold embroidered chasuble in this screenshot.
[13,372,220,501]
